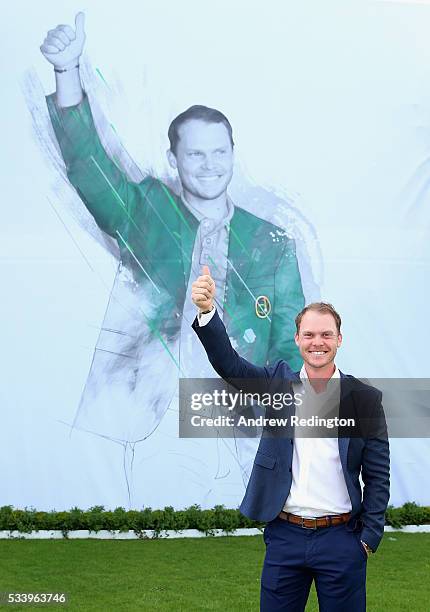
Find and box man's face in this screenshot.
[295,310,342,371]
[167,119,234,201]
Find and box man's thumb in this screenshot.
[202,265,211,277]
[75,12,85,37]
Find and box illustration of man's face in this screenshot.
[167,119,234,202]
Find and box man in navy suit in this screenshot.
[191,266,390,612]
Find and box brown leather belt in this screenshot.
[278,511,351,529]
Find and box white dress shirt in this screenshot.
[284,365,352,517]
[197,306,218,326]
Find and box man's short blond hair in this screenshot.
[295,302,342,334]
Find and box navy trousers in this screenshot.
[261,518,367,611]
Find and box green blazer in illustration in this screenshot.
[46,94,305,383]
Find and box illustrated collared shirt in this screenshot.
[179,196,233,377]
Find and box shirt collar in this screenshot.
[299,364,340,380]
[180,193,234,228]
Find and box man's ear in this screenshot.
[294,333,299,347]
[337,333,343,348]
[167,149,177,170]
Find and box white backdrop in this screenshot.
[1,0,429,511]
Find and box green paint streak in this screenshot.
[146,321,183,374]
[141,190,191,263]
[115,233,183,373]
[83,163,186,371]
[90,156,127,211]
[207,254,220,274]
[159,182,193,233]
[95,67,110,88]
[206,255,235,324]
[222,300,235,320]
[112,155,122,168]
[116,230,160,294]
[227,257,271,324]
[228,223,250,257]
[89,156,147,240]
[89,159,184,267]
[110,123,118,135]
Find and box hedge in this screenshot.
[0,503,428,537]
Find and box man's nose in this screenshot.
[202,154,215,170]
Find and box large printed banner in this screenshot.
[1,0,429,511]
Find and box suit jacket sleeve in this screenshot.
[192,308,284,392]
[46,92,147,239]
[267,237,304,371]
[360,390,390,552]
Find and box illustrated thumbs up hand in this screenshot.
[40,12,86,70]
[192,266,216,312]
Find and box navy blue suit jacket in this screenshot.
[192,309,390,552]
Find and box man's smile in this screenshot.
[197,175,223,181]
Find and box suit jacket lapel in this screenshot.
[177,200,199,292]
[277,373,301,453]
[338,372,352,476]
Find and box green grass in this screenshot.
[0,533,429,611]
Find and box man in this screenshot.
[39,13,305,505]
[192,267,390,611]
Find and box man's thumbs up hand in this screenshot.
[192,266,215,312]
[40,11,86,69]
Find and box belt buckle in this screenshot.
[301,516,318,530]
